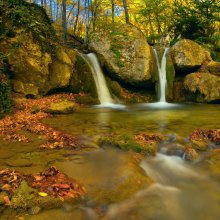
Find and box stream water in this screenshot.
[0,103,220,219]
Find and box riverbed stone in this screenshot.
[89,24,156,87]
[5,158,32,167]
[170,39,211,73]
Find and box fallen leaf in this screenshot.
[3,196,11,206]
[38,192,48,197]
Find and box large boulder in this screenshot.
[0,0,75,97]
[89,24,156,86]
[7,35,74,96]
[184,72,220,102]
[170,39,211,73]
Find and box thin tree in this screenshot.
[62,0,67,43]
[111,0,115,27]
[74,0,81,35]
[122,0,130,23]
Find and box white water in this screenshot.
[82,53,113,104]
[82,53,125,109]
[153,48,169,104]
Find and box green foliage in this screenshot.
[173,0,220,44]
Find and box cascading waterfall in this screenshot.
[81,53,113,105]
[153,48,169,103]
[81,53,125,109]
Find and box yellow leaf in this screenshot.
[38,192,48,197]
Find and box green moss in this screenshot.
[99,134,156,154]
[11,180,36,210]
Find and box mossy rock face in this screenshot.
[183,72,220,102]
[106,76,155,104]
[0,0,75,97]
[89,24,156,87]
[70,54,98,99]
[171,39,212,74]
[207,61,220,76]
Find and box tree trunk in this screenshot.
[111,0,115,27]
[122,0,130,24]
[41,0,44,6]
[74,0,81,35]
[62,0,67,44]
[84,0,90,45]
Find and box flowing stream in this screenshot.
[1,104,220,219]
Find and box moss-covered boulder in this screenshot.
[0,0,75,97]
[98,133,165,155]
[207,61,220,76]
[89,24,156,87]
[171,39,211,74]
[44,100,76,114]
[184,72,220,102]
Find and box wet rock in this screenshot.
[99,133,160,155]
[190,129,220,145]
[6,158,32,167]
[162,143,185,157]
[191,140,209,151]
[44,100,76,114]
[184,72,220,102]
[90,24,156,86]
[171,39,211,73]
[28,206,42,215]
[70,54,98,101]
[183,148,199,161]
[207,61,220,76]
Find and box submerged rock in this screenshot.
[184,72,220,102]
[171,39,211,73]
[89,24,156,87]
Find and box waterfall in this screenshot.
[81,53,125,109]
[153,48,169,103]
[81,53,113,105]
